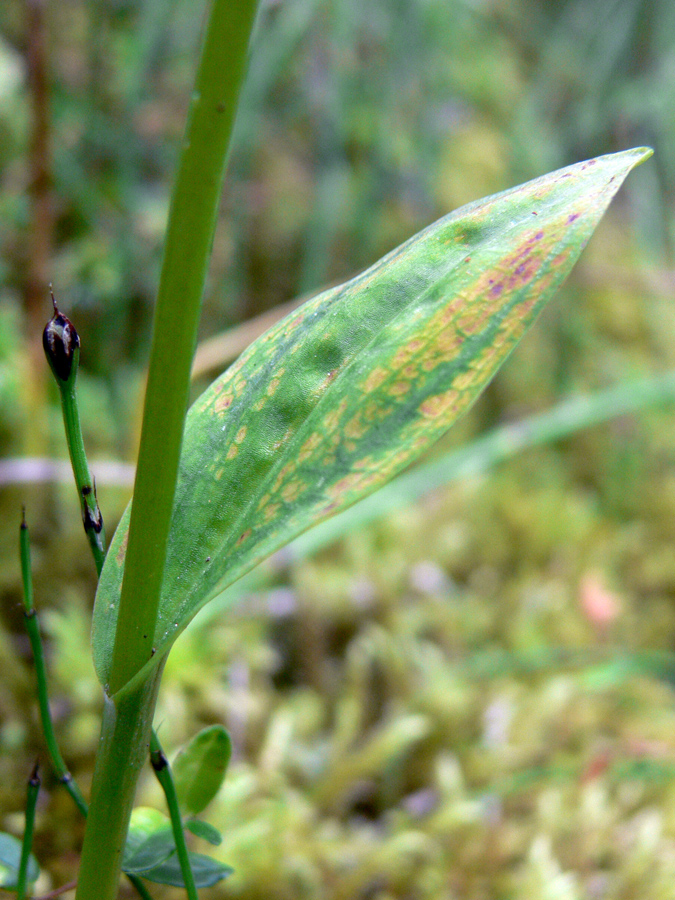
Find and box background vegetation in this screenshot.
[2,0,675,897]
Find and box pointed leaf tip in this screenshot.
[630,146,653,164]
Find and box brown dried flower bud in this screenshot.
[43,288,80,384]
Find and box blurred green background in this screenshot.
[3,0,675,897]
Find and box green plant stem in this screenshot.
[74,668,163,900]
[58,376,106,571]
[20,515,155,900]
[150,732,198,900]
[16,761,40,900]
[44,290,106,571]
[128,874,154,900]
[108,0,259,698]
[19,514,88,817]
[45,300,106,581]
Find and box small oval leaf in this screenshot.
[122,827,175,875]
[93,148,652,696]
[0,832,39,889]
[186,818,223,845]
[123,807,170,867]
[139,851,233,888]
[173,725,232,816]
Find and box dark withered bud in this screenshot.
[150,747,168,773]
[43,288,80,384]
[29,758,41,787]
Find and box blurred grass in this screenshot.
[3,0,675,897]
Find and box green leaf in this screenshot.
[172,725,232,816]
[122,827,175,875]
[186,819,223,846]
[139,851,233,888]
[122,812,231,887]
[123,807,171,865]
[0,832,39,889]
[93,147,652,697]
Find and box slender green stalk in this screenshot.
[108,0,259,698]
[43,292,107,577]
[128,874,154,900]
[150,732,198,900]
[20,513,88,817]
[16,760,40,900]
[43,290,105,571]
[20,514,155,900]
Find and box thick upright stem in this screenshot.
[108,0,259,697]
[75,669,162,900]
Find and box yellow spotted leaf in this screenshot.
[93,148,651,696]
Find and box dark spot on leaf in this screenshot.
[316,337,344,373]
[452,222,483,245]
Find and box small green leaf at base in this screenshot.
[93,147,653,698]
[0,832,39,890]
[139,852,233,888]
[122,827,175,875]
[173,725,232,816]
[186,818,223,845]
[123,807,231,887]
[123,808,174,872]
